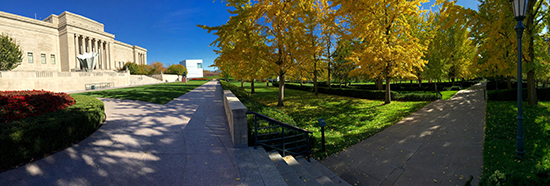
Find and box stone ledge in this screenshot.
[223,89,248,148]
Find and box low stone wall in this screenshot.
[151,74,179,82]
[0,70,130,92]
[223,89,248,147]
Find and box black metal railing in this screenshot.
[85,82,114,90]
[247,111,313,159]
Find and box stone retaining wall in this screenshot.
[223,89,248,147]
[151,74,179,82]
[0,70,130,92]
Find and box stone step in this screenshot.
[248,146,288,186]
[309,159,351,186]
[283,155,321,186]
[235,147,265,186]
[268,151,307,186]
[295,157,335,186]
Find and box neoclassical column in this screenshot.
[91,38,95,53]
[103,42,107,70]
[107,42,112,70]
[97,40,101,69]
[84,37,87,53]
[74,34,78,69]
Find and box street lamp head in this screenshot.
[512,0,528,20]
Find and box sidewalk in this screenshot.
[320,81,487,186]
[0,80,241,185]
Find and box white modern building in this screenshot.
[179,59,203,78]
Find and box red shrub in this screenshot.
[0,90,75,123]
[190,78,209,81]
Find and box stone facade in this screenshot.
[0,10,144,92]
[0,10,147,72]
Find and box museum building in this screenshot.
[0,10,148,92]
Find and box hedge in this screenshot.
[1,90,75,123]
[488,88,550,101]
[0,95,105,170]
[273,82,441,101]
[219,80,298,146]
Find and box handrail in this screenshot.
[246,111,313,134]
[247,111,312,160]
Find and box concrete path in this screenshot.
[0,80,241,185]
[321,81,486,186]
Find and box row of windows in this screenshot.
[27,52,55,65]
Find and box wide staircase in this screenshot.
[130,75,163,85]
[236,112,350,186]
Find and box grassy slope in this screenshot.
[441,90,459,100]
[230,81,430,158]
[71,81,208,104]
[482,101,550,185]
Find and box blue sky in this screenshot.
[1,0,480,71]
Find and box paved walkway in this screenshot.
[0,80,241,185]
[321,81,486,186]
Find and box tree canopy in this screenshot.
[0,34,23,71]
[200,0,549,105]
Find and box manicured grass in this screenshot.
[441,90,459,100]
[0,95,105,171]
[482,101,550,185]
[71,81,208,104]
[229,81,430,158]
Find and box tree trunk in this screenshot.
[300,75,303,86]
[410,80,413,87]
[418,78,422,87]
[241,79,244,88]
[314,62,318,96]
[376,76,383,90]
[525,0,537,105]
[495,77,498,90]
[277,72,285,106]
[251,79,255,94]
[339,76,342,88]
[507,76,512,90]
[527,70,537,105]
[327,48,331,88]
[429,79,432,83]
[435,82,442,98]
[385,75,391,104]
[451,78,455,86]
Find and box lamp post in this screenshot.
[512,0,528,158]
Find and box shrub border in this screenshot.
[0,95,105,171]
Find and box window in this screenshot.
[27,52,33,63]
[197,63,202,69]
[41,54,46,64]
[51,54,55,64]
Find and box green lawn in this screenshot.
[229,81,430,158]
[441,90,459,100]
[71,81,208,104]
[482,101,550,185]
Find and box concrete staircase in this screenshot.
[130,75,163,85]
[236,146,350,186]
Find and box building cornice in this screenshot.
[0,11,57,29]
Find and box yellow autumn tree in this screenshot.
[199,1,270,93]
[334,0,432,104]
